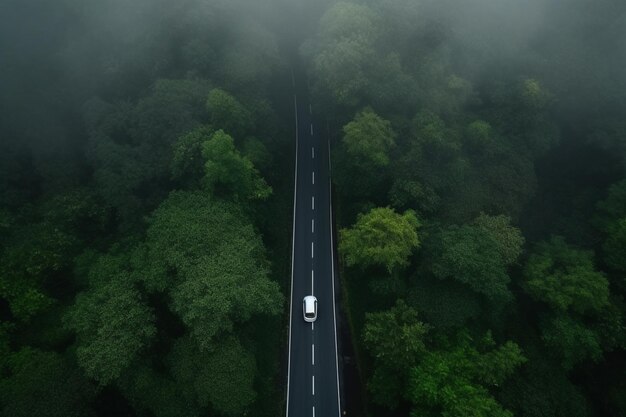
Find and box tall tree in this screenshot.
[340,207,420,273]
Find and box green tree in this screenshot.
[408,332,526,417]
[340,207,420,272]
[311,2,380,107]
[202,130,272,201]
[169,336,257,415]
[0,348,96,417]
[428,215,523,304]
[171,239,282,349]
[541,314,602,370]
[133,191,282,348]
[343,109,396,168]
[363,300,429,408]
[523,236,609,314]
[171,125,215,186]
[0,221,79,320]
[205,88,253,138]
[64,265,155,384]
[594,179,626,273]
[473,214,525,264]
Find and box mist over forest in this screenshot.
[0,0,625,416]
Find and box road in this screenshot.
[285,68,342,417]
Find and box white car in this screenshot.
[303,295,318,322]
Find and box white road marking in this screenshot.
[313,406,315,417]
[312,344,315,365]
[310,124,313,136]
[285,93,299,417]
[311,269,314,294]
[312,219,314,233]
[312,147,315,159]
[312,375,315,395]
[312,322,314,330]
[312,171,315,185]
[311,242,314,259]
[328,138,342,417]
[312,196,315,210]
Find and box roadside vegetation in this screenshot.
[303,1,626,416]
[1,0,624,416]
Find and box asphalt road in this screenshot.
[285,70,342,417]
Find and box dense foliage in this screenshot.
[0,0,300,415]
[1,0,625,416]
[303,0,626,416]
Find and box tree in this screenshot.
[133,191,283,348]
[541,314,602,370]
[169,336,257,415]
[202,130,272,201]
[523,236,609,314]
[340,207,420,272]
[0,221,79,320]
[499,346,592,417]
[63,265,155,384]
[310,2,381,108]
[343,109,396,168]
[428,215,523,304]
[466,120,494,150]
[0,348,96,417]
[473,214,525,265]
[363,300,429,408]
[594,179,626,273]
[408,332,526,417]
[171,125,215,186]
[171,238,283,349]
[205,89,253,139]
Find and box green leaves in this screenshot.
[364,300,428,367]
[202,130,272,201]
[206,89,253,138]
[541,315,602,370]
[363,300,429,408]
[524,236,609,314]
[343,108,396,168]
[429,215,523,304]
[63,270,155,385]
[168,336,257,415]
[408,333,526,417]
[134,191,282,348]
[171,239,282,349]
[340,207,420,272]
[0,348,96,417]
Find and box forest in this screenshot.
[0,0,625,416]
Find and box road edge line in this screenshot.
[328,137,342,417]
[285,89,299,417]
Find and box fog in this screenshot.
[0,0,625,416]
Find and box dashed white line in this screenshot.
[313,406,315,417]
[311,242,314,259]
[312,375,315,395]
[312,344,315,365]
[312,171,315,185]
[312,196,315,210]
[311,269,314,294]
[312,147,315,159]
[310,124,314,136]
[312,219,314,233]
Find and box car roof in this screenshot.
[304,295,317,311]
